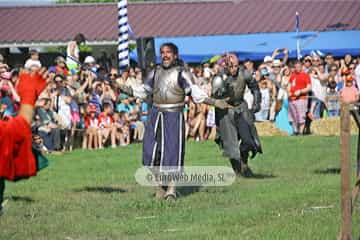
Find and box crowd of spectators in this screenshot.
[0,47,359,153]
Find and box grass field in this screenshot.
[0,136,359,240]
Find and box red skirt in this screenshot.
[0,116,37,181]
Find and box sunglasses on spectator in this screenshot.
[110,73,118,77]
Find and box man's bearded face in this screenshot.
[161,46,176,68]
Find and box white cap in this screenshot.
[272,59,282,67]
[24,59,42,69]
[84,56,96,64]
[263,56,273,63]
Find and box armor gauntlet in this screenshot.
[246,72,261,113]
[211,75,227,99]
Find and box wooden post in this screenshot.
[339,102,352,240]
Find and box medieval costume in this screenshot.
[0,69,48,214]
[212,55,262,177]
[121,43,231,200]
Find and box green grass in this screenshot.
[0,136,359,240]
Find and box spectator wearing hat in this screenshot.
[116,93,131,113]
[83,104,99,150]
[83,56,98,80]
[84,56,96,68]
[268,59,283,120]
[270,59,283,85]
[311,55,322,69]
[288,61,311,135]
[303,56,312,74]
[262,55,273,72]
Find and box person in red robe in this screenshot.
[0,68,47,215]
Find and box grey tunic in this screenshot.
[213,68,262,160]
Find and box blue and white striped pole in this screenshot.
[118,0,129,72]
[295,12,301,60]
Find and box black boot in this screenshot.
[240,152,254,178]
[230,159,242,177]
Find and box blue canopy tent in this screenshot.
[130,30,360,63]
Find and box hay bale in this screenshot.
[255,122,289,136]
[311,117,358,136]
[254,117,358,137]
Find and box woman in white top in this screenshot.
[66,33,86,73]
[308,65,328,120]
